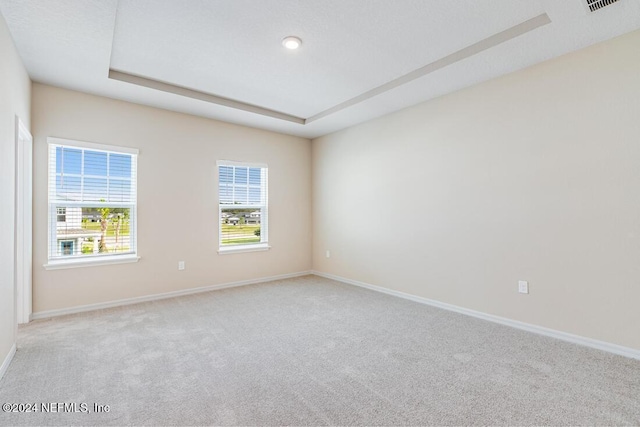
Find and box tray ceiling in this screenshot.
[1,0,639,138]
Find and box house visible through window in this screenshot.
[48,138,138,262]
[218,161,268,250]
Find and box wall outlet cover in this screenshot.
[518,280,529,294]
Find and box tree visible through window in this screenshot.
[218,161,268,249]
[48,138,138,261]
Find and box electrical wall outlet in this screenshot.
[178,261,185,271]
[326,250,331,258]
[518,280,529,294]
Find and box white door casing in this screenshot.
[15,117,32,324]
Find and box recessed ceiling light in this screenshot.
[282,36,302,50]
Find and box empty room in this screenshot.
[1,0,639,425]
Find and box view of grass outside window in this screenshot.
[54,206,132,256]
[220,208,261,245]
[218,161,268,249]
[48,139,138,261]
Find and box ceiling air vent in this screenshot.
[586,0,620,12]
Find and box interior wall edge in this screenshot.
[0,343,16,382]
[0,8,31,382]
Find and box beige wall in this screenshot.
[32,84,311,313]
[0,13,31,366]
[312,30,640,351]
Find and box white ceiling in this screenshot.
[1,0,640,138]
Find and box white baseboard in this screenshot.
[0,344,16,381]
[32,271,312,320]
[312,270,640,361]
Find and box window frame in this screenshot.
[44,137,140,270]
[217,160,270,254]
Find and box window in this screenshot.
[218,161,268,252]
[60,240,74,256]
[47,138,138,265]
[56,207,66,222]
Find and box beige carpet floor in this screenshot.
[0,275,639,426]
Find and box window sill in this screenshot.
[44,254,140,270]
[218,244,271,255]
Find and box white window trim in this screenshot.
[217,159,267,169]
[47,137,139,155]
[46,137,140,266]
[217,243,271,255]
[44,254,141,270]
[217,160,268,252]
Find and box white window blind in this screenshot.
[218,161,268,249]
[47,138,138,261]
